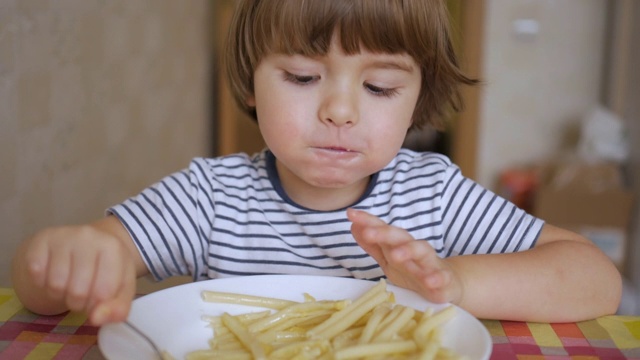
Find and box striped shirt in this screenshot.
[108,149,544,282]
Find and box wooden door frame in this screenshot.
[451,0,485,181]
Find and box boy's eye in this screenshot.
[365,83,399,98]
[283,72,318,85]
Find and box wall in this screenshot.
[618,1,640,308]
[0,0,213,287]
[476,0,607,188]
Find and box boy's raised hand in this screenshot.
[11,216,144,326]
[347,208,464,306]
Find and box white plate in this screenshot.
[98,275,492,359]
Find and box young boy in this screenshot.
[12,0,621,327]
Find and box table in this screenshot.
[482,318,640,359]
[0,288,101,360]
[1,287,639,359]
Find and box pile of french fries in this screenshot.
[186,280,463,360]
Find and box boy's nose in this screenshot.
[318,89,358,127]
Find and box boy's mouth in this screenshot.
[311,146,360,159]
[323,146,353,152]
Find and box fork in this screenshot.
[123,320,164,359]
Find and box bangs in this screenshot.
[250,0,443,60]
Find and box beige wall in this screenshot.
[0,1,213,287]
[476,0,607,188]
[617,1,640,296]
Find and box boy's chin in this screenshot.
[304,173,372,191]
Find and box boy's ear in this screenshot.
[246,94,256,107]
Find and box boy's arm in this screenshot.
[348,209,622,322]
[448,224,621,322]
[11,216,149,325]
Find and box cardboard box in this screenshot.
[532,161,634,269]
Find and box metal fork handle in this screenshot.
[123,320,163,358]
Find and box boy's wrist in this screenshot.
[442,258,466,307]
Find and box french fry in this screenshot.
[307,281,390,340]
[186,349,251,360]
[334,340,417,359]
[358,302,391,344]
[416,339,439,360]
[249,300,349,333]
[202,291,297,310]
[371,304,415,342]
[413,305,456,344]
[221,312,267,360]
[267,339,330,359]
[191,280,463,360]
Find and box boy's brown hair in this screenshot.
[225,0,477,131]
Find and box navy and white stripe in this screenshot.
[108,149,544,282]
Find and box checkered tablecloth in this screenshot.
[1,287,640,359]
[0,289,102,360]
[482,318,640,359]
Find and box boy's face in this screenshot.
[248,37,421,209]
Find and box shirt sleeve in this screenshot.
[106,159,213,281]
[438,163,544,257]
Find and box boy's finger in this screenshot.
[356,240,386,266]
[391,240,437,265]
[110,275,137,322]
[348,209,413,245]
[23,238,50,288]
[363,222,415,248]
[346,208,387,227]
[66,250,99,312]
[348,209,383,244]
[349,209,381,247]
[90,244,125,303]
[45,246,72,300]
[89,283,135,325]
[89,303,111,326]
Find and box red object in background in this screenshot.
[499,168,539,213]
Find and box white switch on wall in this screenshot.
[512,19,540,41]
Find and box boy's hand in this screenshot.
[347,208,464,305]
[12,218,142,326]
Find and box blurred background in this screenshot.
[0,0,638,313]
